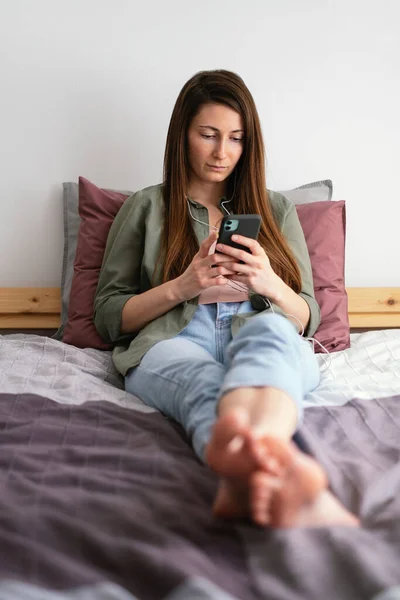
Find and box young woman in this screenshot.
[94,70,358,528]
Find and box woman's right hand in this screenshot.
[172,231,236,302]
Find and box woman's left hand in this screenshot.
[215,235,279,298]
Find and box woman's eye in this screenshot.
[200,134,243,142]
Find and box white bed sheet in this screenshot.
[305,328,400,408]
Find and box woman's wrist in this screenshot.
[264,274,285,305]
[262,275,310,333]
[168,276,187,304]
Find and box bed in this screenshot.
[0,286,399,600]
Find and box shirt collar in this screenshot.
[187,196,233,210]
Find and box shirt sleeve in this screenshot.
[281,202,321,337]
[93,190,147,344]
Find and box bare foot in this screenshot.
[252,474,359,528]
[206,409,287,520]
[250,440,358,528]
[205,408,275,479]
[206,409,358,528]
[206,409,319,521]
[295,490,360,527]
[206,408,272,519]
[250,437,327,525]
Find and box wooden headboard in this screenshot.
[0,287,399,329]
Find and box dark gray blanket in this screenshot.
[0,392,399,600]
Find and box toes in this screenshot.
[249,437,291,476]
[250,471,281,527]
[262,437,296,471]
[247,436,267,467]
[255,440,329,528]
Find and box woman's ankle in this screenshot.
[218,387,297,441]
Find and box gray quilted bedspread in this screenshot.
[0,334,399,600]
[0,333,152,412]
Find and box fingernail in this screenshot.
[232,235,238,241]
[216,244,223,251]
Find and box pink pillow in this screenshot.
[296,201,350,352]
[63,178,349,353]
[63,177,128,349]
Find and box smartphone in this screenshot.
[216,214,261,254]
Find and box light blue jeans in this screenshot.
[125,301,320,461]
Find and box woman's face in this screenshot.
[187,103,244,188]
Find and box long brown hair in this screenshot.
[159,69,302,293]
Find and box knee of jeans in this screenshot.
[245,312,298,341]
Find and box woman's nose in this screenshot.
[213,140,227,159]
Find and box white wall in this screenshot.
[0,0,399,286]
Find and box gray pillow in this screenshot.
[53,178,332,340]
[279,179,333,204]
[55,183,80,340]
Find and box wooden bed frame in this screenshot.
[0,287,399,330]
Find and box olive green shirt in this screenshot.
[93,184,320,376]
